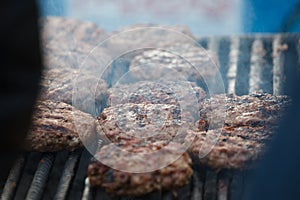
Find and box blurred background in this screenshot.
[38,0,300,35]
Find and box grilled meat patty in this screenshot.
[25,100,97,152]
[187,125,276,170]
[40,16,108,46]
[88,142,193,196]
[128,43,219,84]
[39,68,108,114]
[188,92,291,170]
[97,103,196,146]
[108,80,206,107]
[40,16,113,85]
[103,24,209,86]
[198,92,291,131]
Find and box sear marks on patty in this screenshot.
[187,125,276,170]
[198,92,291,131]
[88,142,193,196]
[97,103,196,146]
[108,80,206,108]
[25,100,97,152]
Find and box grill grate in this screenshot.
[25,153,55,200]
[1,34,299,200]
[1,155,26,200]
[53,150,81,200]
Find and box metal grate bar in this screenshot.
[1,155,26,200]
[272,36,286,95]
[249,38,266,93]
[208,37,227,94]
[217,172,230,200]
[69,149,92,199]
[12,153,42,199]
[227,37,239,94]
[82,178,92,200]
[54,150,81,200]
[25,153,55,200]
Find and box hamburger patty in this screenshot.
[40,17,114,84]
[25,100,97,152]
[103,24,209,86]
[88,142,193,196]
[39,68,108,114]
[198,92,291,131]
[187,125,276,170]
[189,92,291,170]
[40,16,108,46]
[108,80,206,107]
[97,103,196,146]
[128,43,219,84]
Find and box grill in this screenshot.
[1,34,299,200]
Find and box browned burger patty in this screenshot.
[87,142,193,196]
[188,92,291,170]
[43,41,112,74]
[39,68,108,114]
[187,125,276,170]
[128,43,219,83]
[40,17,114,83]
[198,92,291,131]
[25,100,97,152]
[108,80,206,107]
[103,24,203,86]
[97,103,196,146]
[40,16,108,46]
[40,16,108,71]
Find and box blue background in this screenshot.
[243,0,300,33]
[39,0,300,34]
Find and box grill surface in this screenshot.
[1,34,299,200]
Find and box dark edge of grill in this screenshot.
[0,33,299,200]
